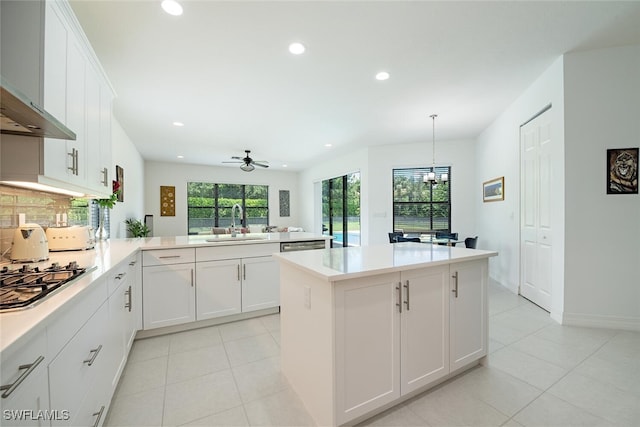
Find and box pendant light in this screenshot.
[423,114,448,185]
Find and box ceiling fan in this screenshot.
[223,150,269,172]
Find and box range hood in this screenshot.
[0,76,76,140]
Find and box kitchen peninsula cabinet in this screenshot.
[142,249,196,330]
[274,243,496,426]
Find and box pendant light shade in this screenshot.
[423,114,448,185]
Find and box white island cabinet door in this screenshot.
[450,259,488,372]
[196,259,241,320]
[142,264,195,329]
[400,266,450,394]
[241,256,279,312]
[335,273,401,425]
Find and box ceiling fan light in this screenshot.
[240,163,255,172]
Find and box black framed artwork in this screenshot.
[607,148,638,194]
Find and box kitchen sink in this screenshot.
[205,235,267,242]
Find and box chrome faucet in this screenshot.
[231,203,243,233]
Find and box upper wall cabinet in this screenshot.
[0,0,114,198]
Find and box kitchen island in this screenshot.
[273,242,498,426]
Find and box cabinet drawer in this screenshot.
[49,301,109,419]
[143,248,195,266]
[0,329,47,402]
[196,243,279,261]
[106,260,130,297]
[47,277,108,360]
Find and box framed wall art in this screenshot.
[607,148,638,194]
[483,177,504,202]
[160,186,176,216]
[279,190,290,217]
[115,165,124,202]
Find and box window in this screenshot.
[322,172,360,247]
[187,183,268,234]
[393,167,451,234]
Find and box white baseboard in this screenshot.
[561,312,640,331]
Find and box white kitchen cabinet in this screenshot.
[0,0,113,198]
[48,300,110,426]
[278,249,493,427]
[334,273,401,423]
[143,249,196,330]
[0,330,50,427]
[400,266,450,393]
[105,255,140,391]
[196,259,242,320]
[241,256,279,312]
[334,266,450,424]
[449,259,487,371]
[194,243,280,321]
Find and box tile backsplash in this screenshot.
[0,185,89,259]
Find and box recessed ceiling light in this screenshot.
[282,164,288,168]
[161,0,183,16]
[173,121,184,127]
[177,155,184,159]
[289,42,306,55]
[324,143,333,148]
[375,71,390,81]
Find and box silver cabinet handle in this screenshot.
[129,260,137,266]
[404,280,410,310]
[124,285,132,311]
[92,406,105,427]
[243,264,246,280]
[83,345,103,366]
[396,282,402,313]
[158,255,181,259]
[115,272,127,280]
[190,269,194,287]
[67,148,77,174]
[0,355,44,398]
[237,264,240,281]
[452,272,459,298]
[101,167,108,186]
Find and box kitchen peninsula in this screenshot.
[274,242,498,426]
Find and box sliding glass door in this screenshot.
[322,172,360,247]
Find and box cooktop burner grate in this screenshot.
[0,262,91,311]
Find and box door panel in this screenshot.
[520,111,553,311]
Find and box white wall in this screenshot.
[297,139,476,247]
[562,45,640,330]
[109,119,145,238]
[144,161,300,237]
[475,57,565,318]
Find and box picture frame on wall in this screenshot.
[483,176,504,202]
[115,165,124,202]
[607,148,638,194]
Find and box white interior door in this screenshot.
[520,110,552,311]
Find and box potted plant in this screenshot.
[124,218,150,238]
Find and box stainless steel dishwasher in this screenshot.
[280,240,327,252]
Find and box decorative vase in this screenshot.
[96,207,108,240]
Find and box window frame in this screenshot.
[392,166,452,234]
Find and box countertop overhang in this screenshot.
[273,242,498,282]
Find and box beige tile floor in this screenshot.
[105,282,640,426]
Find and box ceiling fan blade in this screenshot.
[230,156,244,160]
[222,161,243,164]
[253,162,269,168]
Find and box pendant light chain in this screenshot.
[431,114,437,171]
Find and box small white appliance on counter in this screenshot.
[10,223,49,262]
[46,225,95,251]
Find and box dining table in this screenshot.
[419,235,463,246]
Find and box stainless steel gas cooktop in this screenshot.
[0,261,93,311]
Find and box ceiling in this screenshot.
[69,1,640,171]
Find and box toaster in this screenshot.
[46,226,95,251]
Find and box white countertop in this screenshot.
[0,232,329,353]
[273,242,498,281]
